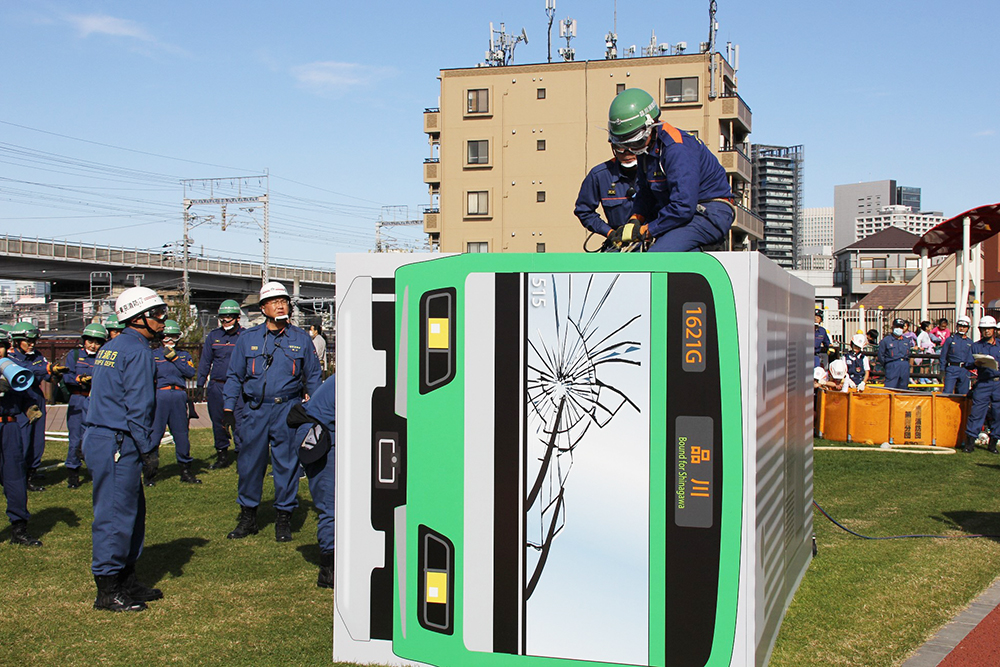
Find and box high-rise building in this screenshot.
[422,52,764,253]
[750,144,803,269]
[855,205,943,240]
[797,206,834,270]
[896,186,921,213]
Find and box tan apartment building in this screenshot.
[421,52,763,253]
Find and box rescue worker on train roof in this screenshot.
[603,87,736,252]
[83,285,168,612]
[196,299,244,471]
[222,281,321,544]
[878,318,911,390]
[61,322,108,490]
[574,137,639,239]
[9,321,68,492]
[963,315,1000,454]
[940,316,973,396]
[149,319,200,486]
[0,328,44,547]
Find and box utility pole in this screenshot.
[545,0,556,63]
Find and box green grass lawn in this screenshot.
[770,440,1000,666]
[2,433,999,666]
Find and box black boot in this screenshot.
[67,468,82,489]
[120,563,162,602]
[989,438,999,455]
[26,469,45,492]
[143,470,156,487]
[9,520,42,547]
[318,552,334,589]
[208,448,231,470]
[93,574,146,612]
[179,463,202,484]
[275,510,293,543]
[227,506,259,539]
[964,435,977,453]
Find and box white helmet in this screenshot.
[115,286,166,322]
[813,367,828,382]
[956,316,971,327]
[259,281,289,304]
[980,316,997,329]
[851,333,868,349]
[829,358,848,380]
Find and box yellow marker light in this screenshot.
[428,318,450,349]
[426,571,448,604]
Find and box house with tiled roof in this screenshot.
[834,227,924,306]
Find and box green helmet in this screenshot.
[82,323,109,341]
[163,319,182,336]
[0,324,12,344]
[104,314,125,331]
[607,88,660,142]
[11,322,39,340]
[219,299,241,316]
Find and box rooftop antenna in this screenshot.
[558,17,576,61]
[641,29,668,57]
[545,0,556,63]
[605,0,617,59]
[485,21,529,66]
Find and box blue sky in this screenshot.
[1,1,996,268]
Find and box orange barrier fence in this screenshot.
[816,389,969,447]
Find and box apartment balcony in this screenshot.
[717,92,752,136]
[718,147,751,184]
[423,207,440,234]
[423,108,440,136]
[733,204,764,241]
[423,158,440,185]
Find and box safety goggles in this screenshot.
[609,127,652,154]
[147,306,169,322]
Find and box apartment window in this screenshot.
[467,242,489,253]
[467,88,489,114]
[467,191,489,216]
[537,139,546,151]
[536,191,546,202]
[536,243,546,253]
[616,83,626,94]
[467,140,489,165]
[664,77,698,103]
[537,88,546,99]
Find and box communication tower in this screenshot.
[558,18,576,61]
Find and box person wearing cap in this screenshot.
[285,372,336,589]
[940,316,973,395]
[222,281,321,543]
[84,286,167,612]
[844,333,871,391]
[9,322,68,491]
[814,310,832,368]
[0,330,43,546]
[150,320,199,486]
[963,315,1000,454]
[878,318,911,390]
[603,88,735,252]
[104,314,125,340]
[61,323,108,489]
[197,300,244,470]
[574,142,640,241]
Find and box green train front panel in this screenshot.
[393,253,743,667]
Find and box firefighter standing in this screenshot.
[196,299,243,470]
[940,316,973,394]
[150,319,200,485]
[62,323,107,489]
[878,318,911,390]
[0,329,42,546]
[963,316,1000,454]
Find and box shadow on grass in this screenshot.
[974,462,1000,472]
[933,511,1000,543]
[139,537,210,585]
[297,543,321,566]
[0,506,82,541]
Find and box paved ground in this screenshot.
[902,577,1000,667]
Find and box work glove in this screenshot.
[141,448,159,483]
[49,364,70,377]
[607,222,649,246]
[78,375,92,388]
[164,347,178,361]
[858,381,866,392]
[194,386,206,402]
[25,405,42,423]
[222,410,236,435]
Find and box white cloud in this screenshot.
[974,129,996,137]
[66,14,153,41]
[291,61,395,95]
